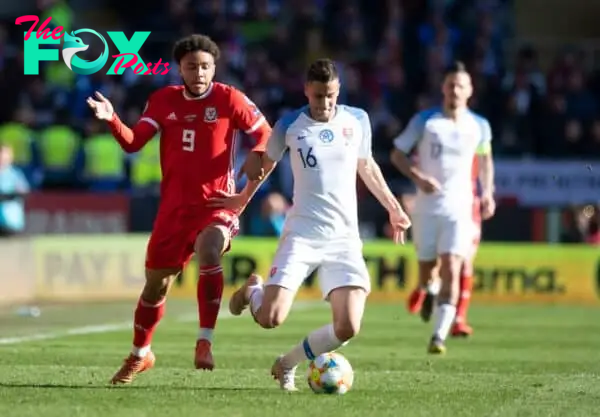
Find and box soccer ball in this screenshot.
[307,352,354,394]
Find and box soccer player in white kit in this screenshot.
[227,58,411,391]
[390,62,495,354]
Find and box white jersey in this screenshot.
[266,105,372,240]
[393,107,492,217]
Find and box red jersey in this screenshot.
[107,83,270,269]
[109,82,270,209]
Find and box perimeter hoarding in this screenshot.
[30,236,600,305]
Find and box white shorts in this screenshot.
[411,214,475,261]
[266,235,371,299]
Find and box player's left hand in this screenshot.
[481,193,496,220]
[239,151,265,181]
[86,91,114,120]
[388,208,412,244]
[207,190,248,214]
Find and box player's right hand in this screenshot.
[86,91,114,120]
[207,190,248,214]
[415,176,441,194]
[388,208,412,245]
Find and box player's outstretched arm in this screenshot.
[86,91,156,153]
[358,157,411,243]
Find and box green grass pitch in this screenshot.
[0,300,599,417]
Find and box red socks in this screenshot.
[197,264,224,339]
[455,273,473,323]
[133,297,165,349]
[130,263,224,352]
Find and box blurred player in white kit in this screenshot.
[413,157,484,338]
[221,58,412,390]
[390,61,496,354]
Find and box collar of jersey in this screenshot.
[182,83,214,100]
[301,105,339,124]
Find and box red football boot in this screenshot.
[407,288,426,314]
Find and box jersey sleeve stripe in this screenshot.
[140,117,159,130]
[244,116,265,134]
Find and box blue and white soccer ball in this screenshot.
[307,352,354,394]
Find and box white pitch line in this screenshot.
[0,322,134,345]
[0,302,320,346]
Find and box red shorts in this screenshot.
[145,208,239,269]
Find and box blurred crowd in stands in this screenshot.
[0,0,599,242]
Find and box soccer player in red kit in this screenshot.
[86,34,271,384]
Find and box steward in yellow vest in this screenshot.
[38,125,82,189]
[130,136,161,194]
[83,132,126,191]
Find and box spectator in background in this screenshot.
[562,119,586,157]
[0,106,42,187]
[538,94,568,157]
[498,70,541,155]
[344,66,370,109]
[19,77,56,129]
[4,0,599,239]
[82,119,127,191]
[547,49,582,95]
[39,0,73,34]
[502,46,546,95]
[564,70,598,122]
[0,143,29,237]
[248,192,288,237]
[38,117,83,190]
[418,8,460,52]
[382,64,412,123]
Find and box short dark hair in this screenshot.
[306,58,339,83]
[443,61,468,76]
[173,34,220,63]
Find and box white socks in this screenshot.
[248,284,264,316]
[433,303,456,341]
[427,278,441,295]
[131,345,151,358]
[280,324,344,368]
[246,285,346,369]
